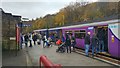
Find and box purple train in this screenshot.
[34,19,120,58]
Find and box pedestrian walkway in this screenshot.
[26,41,113,66]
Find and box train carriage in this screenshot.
[61,19,120,58]
[34,19,120,58]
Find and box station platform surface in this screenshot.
[25,41,113,66]
[2,50,27,66]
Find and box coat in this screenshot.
[32,35,37,41]
[24,35,29,42]
[65,34,71,46]
[91,35,98,46]
[85,34,90,45]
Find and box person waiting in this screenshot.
[85,32,90,57]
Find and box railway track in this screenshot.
[74,48,120,66]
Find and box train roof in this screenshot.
[34,18,120,32]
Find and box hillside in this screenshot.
[27,2,119,31]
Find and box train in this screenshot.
[34,19,120,58]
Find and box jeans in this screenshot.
[85,44,90,56]
[66,45,71,53]
[92,45,98,56]
[99,40,104,52]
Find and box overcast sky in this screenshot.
[2,2,72,20]
[1,0,119,20]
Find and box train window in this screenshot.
[80,30,85,32]
[74,30,86,39]
[74,31,80,38]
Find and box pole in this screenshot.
[8,18,10,55]
[16,24,20,55]
[15,24,18,56]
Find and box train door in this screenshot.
[95,26,108,52]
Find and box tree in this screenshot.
[29,2,118,31]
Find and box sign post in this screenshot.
[15,24,20,56]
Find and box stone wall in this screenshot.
[1,8,21,50]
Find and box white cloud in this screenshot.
[2,0,119,20]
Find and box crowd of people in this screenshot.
[20,31,105,58]
[20,32,41,48]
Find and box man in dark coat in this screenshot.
[32,33,38,45]
[97,28,105,52]
[91,33,99,57]
[65,33,71,53]
[85,32,90,56]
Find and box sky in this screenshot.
[1,0,119,20]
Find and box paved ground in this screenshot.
[2,50,27,66]
[2,40,114,67]
[26,41,113,66]
[2,42,33,67]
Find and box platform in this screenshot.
[24,41,113,66]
